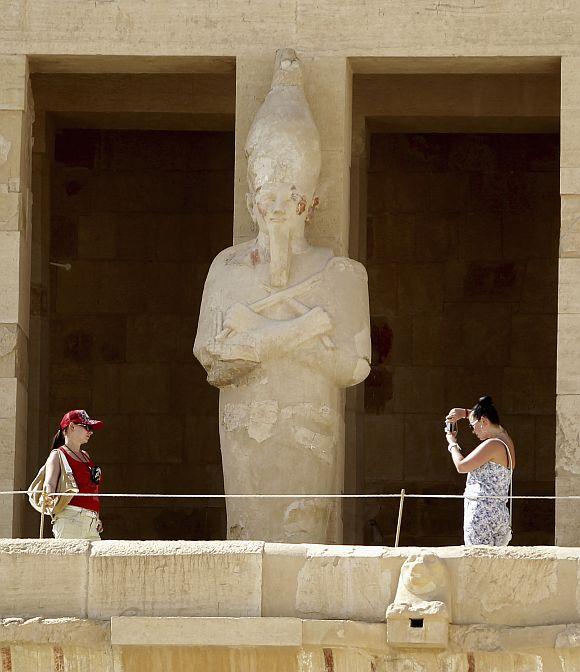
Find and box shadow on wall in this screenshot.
[364,132,559,546]
[45,128,234,540]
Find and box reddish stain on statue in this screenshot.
[250,248,260,266]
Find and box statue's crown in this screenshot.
[245,49,321,195]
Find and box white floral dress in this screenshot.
[463,440,513,546]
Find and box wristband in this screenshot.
[447,443,460,453]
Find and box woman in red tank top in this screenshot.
[44,409,104,540]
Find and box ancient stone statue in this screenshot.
[386,552,451,648]
[193,48,371,544]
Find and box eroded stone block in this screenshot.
[290,545,401,622]
[561,195,580,258]
[561,108,580,173]
[0,192,21,230]
[559,259,580,314]
[557,315,580,395]
[0,231,21,324]
[111,616,302,647]
[0,540,89,618]
[87,540,263,618]
[0,56,28,111]
[556,475,580,547]
[556,395,580,477]
[0,111,24,187]
[444,547,580,626]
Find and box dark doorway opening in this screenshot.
[47,127,233,539]
[364,131,559,545]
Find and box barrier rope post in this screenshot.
[39,491,46,539]
[395,488,405,547]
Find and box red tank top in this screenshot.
[59,447,101,513]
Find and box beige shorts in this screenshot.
[52,505,101,540]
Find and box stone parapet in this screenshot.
[3,616,579,653]
[0,541,579,671]
[1,540,579,626]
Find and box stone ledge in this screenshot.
[1,541,579,627]
[0,618,109,645]
[111,617,388,649]
[450,623,580,652]
[111,617,303,647]
[88,540,264,619]
[3,617,578,655]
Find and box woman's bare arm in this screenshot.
[446,407,471,422]
[450,439,504,474]
[44,451,61,495]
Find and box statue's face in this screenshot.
[253,182,309,234]
[250,181,312,287]
[402,553,445,597]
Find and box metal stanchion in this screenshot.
[394,489,405,547]
[39,491,46,539]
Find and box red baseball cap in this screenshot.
[60,409,104,431]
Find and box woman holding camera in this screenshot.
[445,396,515,546]
[43,409,104,540]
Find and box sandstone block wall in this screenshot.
[0,0,577,545]
[364,132,560,546]
[1,540,579,626]
[0,55,32,538]
[557,57,580,546]
[1,543,579,671]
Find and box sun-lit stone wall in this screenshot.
[0,541,579,671]
[0,0,579,546]
[2,541,580,626]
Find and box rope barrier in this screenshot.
[1,491,578,500]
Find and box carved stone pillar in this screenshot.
[23,110,52,537]
[197,51,367,544]
[0,56,34,537]
[556,57,580,546]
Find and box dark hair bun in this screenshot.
[472,395,500,425]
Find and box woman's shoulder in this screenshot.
[481,437,515,468]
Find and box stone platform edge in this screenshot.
[0,540,579,628]
[0,617,579,655]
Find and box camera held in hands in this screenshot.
[445,421,457,434]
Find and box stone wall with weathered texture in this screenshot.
[557,58,580,547]
[44,128,233,540]
[0,0,578,544]
[364,133,559,546]
[0,56,33,538]
[0,541,579,671]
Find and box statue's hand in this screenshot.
[208,332,261,363]
[255,306,333,358]
[223,302,266,333]
[305,306,333,337]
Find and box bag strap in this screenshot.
[54,448,76,485]
[56,448,74,478]
[495,439,513,525]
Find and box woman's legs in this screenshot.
[464,500,511,546]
